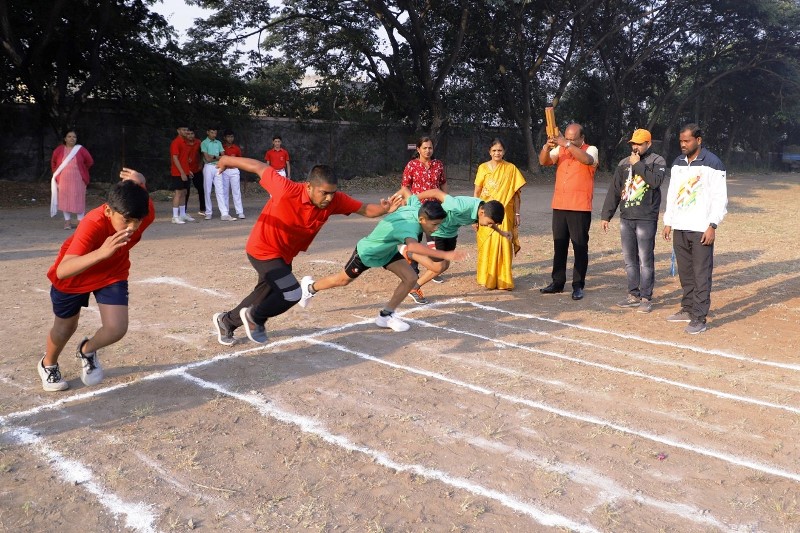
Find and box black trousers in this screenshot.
[185,172,205,212]
[550,209,592,289]
[673,230,714,322]
[222,256,301,329]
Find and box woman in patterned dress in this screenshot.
[51,130,94,230]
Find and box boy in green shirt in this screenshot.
[298,200,465,331]
[404,189,508,304]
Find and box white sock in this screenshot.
[63,213,71,221]
[179,205,186,217]
[173,207,179,217]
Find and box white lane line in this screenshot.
[1,425,157,533]
[178,371,600,533]
[306,338,800,484]
[456,300,800,372]
[398,315,800,416]
[134,277,232,298]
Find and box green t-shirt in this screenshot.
[433,195,482,238]
[356,203,421,268]
[201,138,224,163]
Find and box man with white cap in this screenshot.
[600,128,666,313]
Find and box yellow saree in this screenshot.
[474,161,526,289]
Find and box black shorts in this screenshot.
[50,280,129,319]
[430,236,457,261]
[169,176,190,191]
[343,248,405,279]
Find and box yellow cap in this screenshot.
[628,129,652,144]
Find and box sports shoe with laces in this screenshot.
[37,357,69,391]
[76,337,104,386]
[638,299,653,313]
[375,312,410,332]
[407,288,429,305]
[432,275,445,284]
[299,276,315,308]
[171,216,186,224]
[213,312,235,346]
[237,213,246,219]
[220,214,236,221]
[617,294,640,308]
[666,310,692,322]
[181,213,195,222]
[239,307,268,344]
[684,320,707,334]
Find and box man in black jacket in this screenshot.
[600,129,667,313]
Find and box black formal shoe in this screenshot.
[539,283,564,294]
[571,288,584,300]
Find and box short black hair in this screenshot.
[680,123,702,139]
[481,200,505,223]
[223,129,234,136]
[308,165,338,186]
[107,181,150,220]
[273,135,282,141]
[419,201,446,221]
[489,137,505,150]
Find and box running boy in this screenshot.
[401,189,508,304]
[298,200,466,332]
[39,169,154,391]
[212,156,401,346]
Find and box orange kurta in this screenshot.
[474,161,526,289]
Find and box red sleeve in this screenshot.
[401,160,414,188]
[283,149,290,161]
[82,147,94,169]
[263,150,269,162]
[51,146,63,173]
[64,216,104,257]
[170,138,183,157]
[436,160,446,187]
[258,166,288,196]
[330,192,364,215]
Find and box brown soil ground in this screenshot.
[1,172,799,532]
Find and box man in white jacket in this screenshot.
[662,123,728,334]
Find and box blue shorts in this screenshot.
[51,280,129,319]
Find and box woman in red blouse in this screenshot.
[51,130,94,230]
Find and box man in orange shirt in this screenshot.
[264,135,291,180]
[538,123,599,301]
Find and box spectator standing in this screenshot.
[264,135,291,179]
[538,123,598,301]
[662,123,728,334]
[169,125,191,224]
[221,129,245,219]
[201,128,225,220]
[182,128,204,217]
[600,129,667,313]
[51,130,94,230]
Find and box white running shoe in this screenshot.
[299,276,315,308]
[375,312,410,332]
[76,337,104,386]
[37,357,69,391]
[237,213,246,219]
[220,214,236,221]
[181,214,196,222]
[171,216,186,224]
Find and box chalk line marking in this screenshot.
[178,370,600,533]
[306,337,800,484]
[308,259,339,265]
[456,300,800,372]
[135,276,232,299]
[387,314,800,417]
[1,424,157,533]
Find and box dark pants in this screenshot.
[185,172,205,212]
[673,230,714,323]
[550,209,591,289]
[222,256,301,329]
[620,218,657,300]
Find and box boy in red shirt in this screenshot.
[264,135,291,179]
[182,128,204,217]
[220,129,245,219]
[169,125,192,224]
[212,156,401,346]
[39,169,155,391]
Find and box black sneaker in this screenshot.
[213,312,235,346]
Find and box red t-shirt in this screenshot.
[180,139,202,174]
[170,136,186,176]
[47,199,156,294]
[264,148,290,170]
[224,144,242,157]
[245,167,363,263]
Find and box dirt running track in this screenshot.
[1,173,798,532]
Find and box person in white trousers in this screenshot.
[220,130,245,219]
[201,128,230,220]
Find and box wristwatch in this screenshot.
[709,223,717,229]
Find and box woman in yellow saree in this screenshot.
[473,139,526,290]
